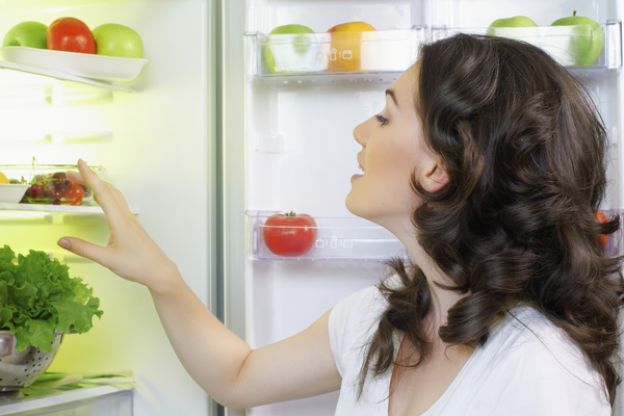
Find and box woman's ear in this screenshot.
[422,160,449,193]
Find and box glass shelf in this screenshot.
[247,210,408,262]
[0,203,103,215]
[247,22,622,85]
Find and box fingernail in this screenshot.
[58,238,70,249]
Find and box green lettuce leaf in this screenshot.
[0,246,103,352]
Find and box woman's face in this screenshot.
[346,63,447,228]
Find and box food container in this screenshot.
[0,184,28,203]
[0,164,102,206]
[0,331,63,392]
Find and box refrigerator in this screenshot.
[0,0,621,415]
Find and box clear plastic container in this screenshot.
[248,22,621,80]
[0,164,103,206]
[432,21,622,69]
[247,210,408,261]
[249,28,426,76]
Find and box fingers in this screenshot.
[74,159,127,225]
[57,237,110,266]
[66,170,85,186]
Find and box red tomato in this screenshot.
[63,182,84,206]
[263,212,317,256]
[47,17,96,54]
[595,210,609,248]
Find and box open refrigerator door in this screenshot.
[220,0,624,415]
[0,0,218,415]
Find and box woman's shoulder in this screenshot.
[483,304,607,395]
[328,276,395,377]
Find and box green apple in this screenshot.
[92,23,144,58]
[486,16,537,36]
[263,24,315,74]
[551,11,603,67]
[3,21,48,49]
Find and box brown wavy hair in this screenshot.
[360,33,624,404]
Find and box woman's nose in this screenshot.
[353,120,367,146]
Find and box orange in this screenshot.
[595,210,609,248]
[327,21,375,72]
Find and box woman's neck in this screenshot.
[390,219,468,341]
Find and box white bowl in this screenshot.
[0,184,28,203]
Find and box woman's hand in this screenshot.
[57,159,181,294]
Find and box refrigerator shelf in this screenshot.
[432,21,622,70]
[0,163,103,208]
[0,203,104,215]
[248,22,622,84]
[252,71,402,85]
[0,46,148,92]
[247,209,624,261]
[247,28,425,79]
[247,210,408,262]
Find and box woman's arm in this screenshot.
[58,160,341,409]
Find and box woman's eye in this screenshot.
[375,114,389,126]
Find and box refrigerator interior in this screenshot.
[0,0,216,415]
[232,0,624,415]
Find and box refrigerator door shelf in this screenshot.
[432,21,622,70]
[247,28,425,79]
[252,71,403,86]
[247,210,409,262]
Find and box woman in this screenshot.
[58,34,623,415]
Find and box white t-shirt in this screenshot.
[328,284,611,415]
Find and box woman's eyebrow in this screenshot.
[386,89,399,108]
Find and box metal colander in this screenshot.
[0,331,63,392]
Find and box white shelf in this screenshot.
[0,47,148,92]
[0,203,103,215]
[247,210,408,262]
[0,385,132,416]
[0,61,133,92]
